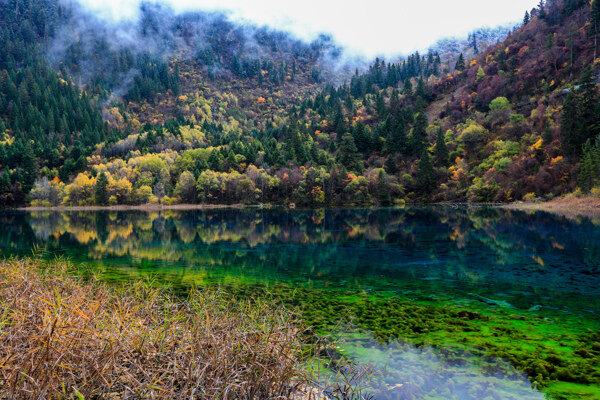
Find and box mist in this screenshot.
[48,0,352,101]
[73,0,540,58]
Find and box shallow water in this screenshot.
[336,333,546,400]
[1,206,599,398]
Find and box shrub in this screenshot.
[523,192,539,202]
[489,96,510,111]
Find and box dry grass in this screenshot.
[0,258,308,399]
[504,195,600,222]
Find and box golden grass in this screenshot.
[504,195,600,222]
[0,258,308,399]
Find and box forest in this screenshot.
[1,0,600,207]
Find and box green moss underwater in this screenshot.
[220,282,600,400]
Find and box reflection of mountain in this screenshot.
[1,207,599,312]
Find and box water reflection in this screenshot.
[1,207,599,316]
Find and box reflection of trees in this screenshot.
[0,207,597,300]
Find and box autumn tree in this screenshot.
[174,171,197,203]
[377,170,391,205]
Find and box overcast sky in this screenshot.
[76,0,541,58]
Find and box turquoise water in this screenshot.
[1,206,599,399]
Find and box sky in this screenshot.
[76,0,541,58]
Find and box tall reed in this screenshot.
[0,258,308,399]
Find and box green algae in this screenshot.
[215,281,600,399]
[545,382,600,400]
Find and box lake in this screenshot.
[1,206,599,399]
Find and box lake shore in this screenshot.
[19,203,252,212]
[503,196,600,218]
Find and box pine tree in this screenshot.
[337,133,358,170]
[95,171,109,205]
[434,128,449,167]
[455,53,465,71]
[538,0,546,20]
[375,94,387,119]
[416,150,436,196]
[0,170,10,194]
[409,113,429,156]
[389,89,400,117]
[389,125,407,154]
[591,0,600,60]
[21,141,38,194]
[384,156,398,174]
[524,10,530,25]
[403,78,413,97]
[561,67,600,156]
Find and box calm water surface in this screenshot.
[1,206,599,399]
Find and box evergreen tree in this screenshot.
[416,150,436,196]
[524,10,530,25]
[95,171,109,205]
[0,170,10,194]
[337,133,358,170]
[375,94,387,119]
[389,89,400,117]
[591,0,600,60]
[455,53,466,71]
[578,138,600,192]
[434,128,449,167]
[538,0,546,20]
[562,67,600,156]
[471,33,479,55]
[384,156,398,174]
[403,77,413,97]
[389,125,407,154]
[409,113,429,156]
[21,142,38,194]
[332,103,346,134]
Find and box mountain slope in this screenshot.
[0,0,599,209]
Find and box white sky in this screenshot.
[76,0,541,58]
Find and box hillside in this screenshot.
[0,0,599,208]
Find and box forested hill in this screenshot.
[0,0,599,207]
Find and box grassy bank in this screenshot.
[0,258,309,399]
[504,195,600,220]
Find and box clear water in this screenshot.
[1,206,599,399]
